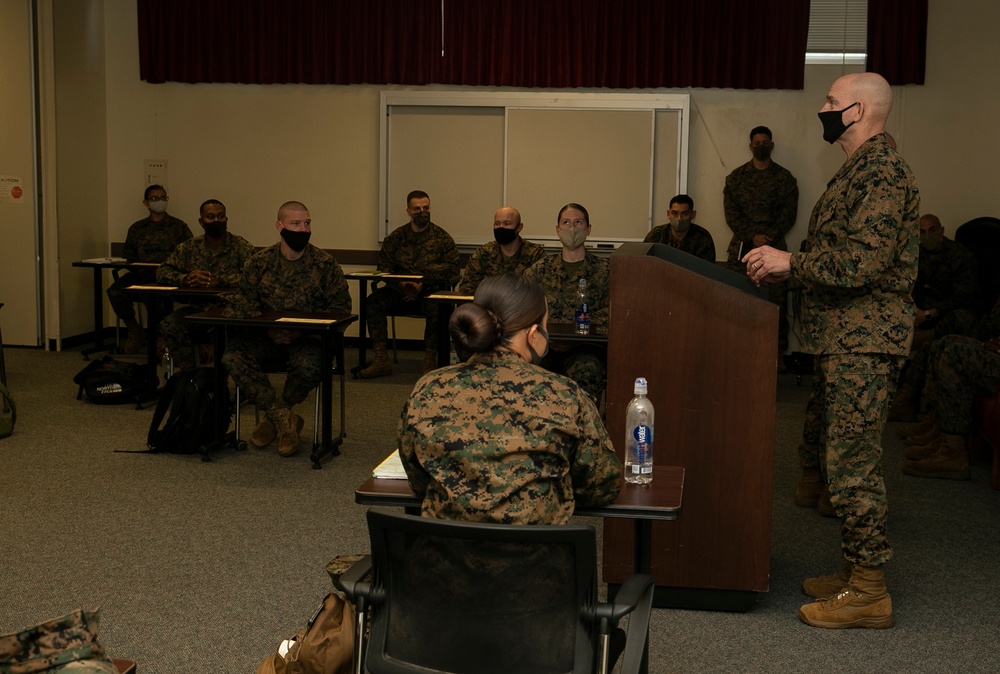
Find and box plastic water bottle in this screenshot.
[574,278,590,335]
[625,377,654,484]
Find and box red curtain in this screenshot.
[138,0,810,90]
[866,0,927,85]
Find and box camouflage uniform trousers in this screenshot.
[106,268,168,323]
[222,332,324,411]
[159,305,214,369]
[365,284,443,348]
[798,353,904,567]
[0,608,117,673]
[540,345,606,405]
[925,334,1000,435]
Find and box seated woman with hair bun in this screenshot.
[397,273,622,525]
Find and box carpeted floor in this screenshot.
[1,346,998,673]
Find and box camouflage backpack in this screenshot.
[0,609,117,673]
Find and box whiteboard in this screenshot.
[380,91,689,248]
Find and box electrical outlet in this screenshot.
[144,160,168,187]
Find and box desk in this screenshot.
[345,272,423,374]
[187,308,357,469]
[72,259,159,357]
[355,464,684,576]
[123,284,230,374]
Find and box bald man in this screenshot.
[743,73,920,629]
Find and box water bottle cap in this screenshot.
[634,377,647,395]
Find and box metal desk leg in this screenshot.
[81,267,108,358]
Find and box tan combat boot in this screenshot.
[887,384,918,423]
[904,424,943,448]
[123,319,144,355]
[802,560,852,599]
[270,406,305,457]
[799,564,893,629]
[904,434,942,461]
[896,411,938,440]
[902,433,971,480]
[249,412,277,448]
[794,468,823,507]
[358,342,392,379]
[422,349,438,375]
[816,482,837,518]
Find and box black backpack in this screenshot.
[145,368,231,454]
[74,355,158,405]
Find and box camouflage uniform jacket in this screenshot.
[458,238,547,294]
[121,214,193,263]
[398,349,622,525]
[643,222,717,262]
[155,232,256,287]
[227,243,351,316]
[0,608,117,673]
[914,237,978,314]
[378,221,461,290]
[790,133,919,356]
[524,251,611,330]
[723,160,798,264]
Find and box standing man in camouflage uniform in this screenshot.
[524,203,610,404]
[359,190,460,378]
[724,126,798,370]
[156,199,255,371]
[108,184,193,354]
[458,206,546,294]
[643,194,717,262]
[222,201,351,457]
[743,73,919,629]
[399,273,621,524]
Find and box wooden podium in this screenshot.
[603,243,778,611]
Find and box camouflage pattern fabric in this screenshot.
[914,237,979,317]
[790,133,919,356]
[723,160,798,270]
[458,238,547,294]
[367,222,461,345]
[790,132,918,568]
[0,609,117,674]
[797,355,823,471]
[643,222,717,262]
[156,233,256,367]
[812,353,903,567]
[524,251,611,403]
[222,243,351,409]
[398,349,622,525]
[107,213,193,322]
[924,335,1000,435]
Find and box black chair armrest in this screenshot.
[595,573,654,674]
[335,554,372,603]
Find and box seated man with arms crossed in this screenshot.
[222,201,351,457]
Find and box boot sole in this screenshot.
[798,611,894,629]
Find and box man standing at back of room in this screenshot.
[458,206,546,294]
[743,73,919,629]
[358,190,460,378]
[724,126,798,370]
[643,194,716,262]
[109,184,193,354]
[222,201,351,457]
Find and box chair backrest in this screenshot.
[362,507,601,674]
[955,216,1000,315]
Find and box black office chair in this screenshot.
[338,507,655,674]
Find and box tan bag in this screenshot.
[0,609,118,674]
[257,592,355,674]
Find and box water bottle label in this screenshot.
[575,303,590,321]
[631,423,652,463]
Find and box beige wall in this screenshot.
[29,0,1000,341]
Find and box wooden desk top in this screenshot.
[345,271,423,280]
[73,259,159,268]
[186,307,358,330]
[356,465,683,520]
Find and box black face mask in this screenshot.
[818,102,859,144]
[280,227,311,252]
[412,212,431,228]
[752,145,772,162]
[493,226,518,245]
[527,325,549,365]
[203,221,227,239]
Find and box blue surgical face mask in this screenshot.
[527,325,549,365]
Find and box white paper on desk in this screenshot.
[129,284,177,290]
[373,450,407,479]
[82,257,127,264]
